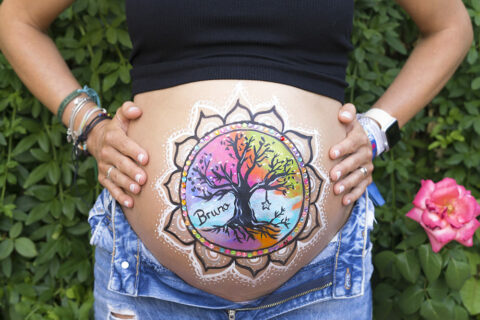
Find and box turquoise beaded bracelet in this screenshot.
[57,85,101,124]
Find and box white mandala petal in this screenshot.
[298,204,320,241]
[235,255,269,277]
[163,170,182,205]
[194,242,233,272]
[195,111,224,138]
[174,136,198,169]
[270,241,297,266]
[164,208,195,245]
[252,106,285,132]
[283,130,313,164]
[225,99,253,124]
[306,164,324,203]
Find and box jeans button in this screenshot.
[121,261,129,269]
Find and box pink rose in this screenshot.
[406,178,480,252]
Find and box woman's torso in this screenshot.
[122,80,353,301]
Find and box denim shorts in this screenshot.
[88,185,382,320]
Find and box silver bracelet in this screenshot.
[67,97,93,143]
[74,106,104,141]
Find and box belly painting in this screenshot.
[124,81,352,301]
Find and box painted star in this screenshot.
[262,200,271,210]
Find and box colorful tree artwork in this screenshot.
[182,123,309,255]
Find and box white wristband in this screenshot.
[357,114,387,157]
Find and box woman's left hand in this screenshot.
[329,103,373,205]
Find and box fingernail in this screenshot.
[336,171,342,180]
[137,153,145,163]
[338,185,345,194]
[135,174,143,184]
[129,184,136,193]
[333,149,340,159]
[340,111,353,120]
[129,106,140,113]
[124,200,131,207]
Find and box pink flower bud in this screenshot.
[406,178,480,252]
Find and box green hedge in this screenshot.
[0,0,479,319]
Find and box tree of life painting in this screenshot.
[181,123,309,257]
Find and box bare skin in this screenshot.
[0,0,473,315]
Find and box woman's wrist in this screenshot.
[357,113,385,158]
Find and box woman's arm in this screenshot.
[328,0,473,204]
[376,0,473,126]
[0,0,149,207]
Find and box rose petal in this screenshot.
[412,180,435,209]
[427,224,456,244]
[425,231,447,253]
[453,195,477,223]
[455,219,480,243]
[475,202,480,218]
[421,210,444,229]
[406,207,423,222]
[445,214,463,229]
[436,177,458,189]
[431,185,459,206]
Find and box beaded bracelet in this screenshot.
[57,85,102,124]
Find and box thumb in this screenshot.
[338,103,357,124]
[114,101,142,132]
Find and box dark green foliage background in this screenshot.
[0,0,479,319]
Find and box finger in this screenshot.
[338,103,357,124]
[105,127,149,166]
[98,172,134,208]
[102,161,141,195]
[114,101,140,131]
[330,146,372,182]
[342,175,372,206]
[333,162,374,196]
[121,101,143,120]
[107,147,147,186]
[329,123,370,160]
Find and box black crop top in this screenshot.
[126,0,354,103]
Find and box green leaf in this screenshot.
[374,250,397,278]
[35,240,59,265]
[23,163,50,188]
[472,77,480,90]
[106,27,117,44]
[0,239,14,260]
[14,237,38,258]
[395,251,420,283]
[418,244,442,283]
[398,284,424,315]
[2,256,12,277]
[9,222,23,239]
[420,299,454,320]
[453,305,469,320]
[445,259,471,290]
[26,202,51,225]
[12,134,37,156]
[102,71,118,92]
[427,279,449,300]
[460,277,480,315]
[47,161,61,184]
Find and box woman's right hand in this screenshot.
[86,102,149,208]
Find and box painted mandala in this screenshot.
[159,98,327,277]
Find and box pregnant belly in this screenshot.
[122,80,353,301]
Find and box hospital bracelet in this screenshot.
[357,114,384,159]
